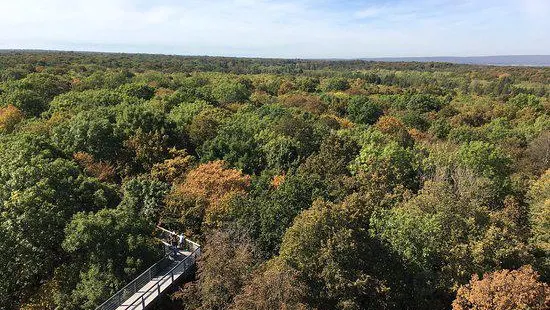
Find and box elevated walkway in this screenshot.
[96,227,201,310]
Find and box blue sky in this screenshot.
[0,0,548,58]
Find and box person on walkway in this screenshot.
[171,235,178,257]
[178,233,185,250]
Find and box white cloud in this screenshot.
[0,0,548,58]
[355,7,383,18]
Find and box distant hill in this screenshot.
[363,55,550,67]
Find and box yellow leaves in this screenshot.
[528,169,550,252]
[0,105,24,134]
[151,148,194,183]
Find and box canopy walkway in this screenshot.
[96,227,201,310]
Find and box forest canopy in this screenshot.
[0,51,549,310]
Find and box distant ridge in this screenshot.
[363,55,550,67]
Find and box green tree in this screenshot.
[59,206,161,309]
[458,141,512,200]
[528,170,550,280]
[0,134,118,308]
[48,89,126,114]
[117,83,156,100]
[347,95,383,125]
[3,88,46,116]
[279,196,410,309]
[351,140,421,192]
[371,177,533,307]
[17,72,71,101]
[200,110,268,174]
[321,77,350,92]
[212,80,251,104]
[51,109,122,161]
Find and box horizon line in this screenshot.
[2,48,550,61]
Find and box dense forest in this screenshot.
[0,51,548,310]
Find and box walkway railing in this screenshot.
[122,247,200,309]
[156,226,201,255]
[95,227,201,310]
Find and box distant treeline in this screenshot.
[1,50,549,83]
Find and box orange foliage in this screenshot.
[0,105,24,133]
[452,265,549,310]
[178,160,250,204]
[169,160,250,226]
[73,152,116,182]
[328,114,354,129]
[70,78,82,87]
[271,174,286,189]
[376,116,405,133]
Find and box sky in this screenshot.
[0,0,549,58]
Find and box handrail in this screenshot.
[95,227,201,310]
[95,255,170,310]
[156,226,201,250]
[122,247,200,309]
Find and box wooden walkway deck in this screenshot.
[96,228,201,310]
[115,250,193,310]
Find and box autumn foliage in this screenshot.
[375,115,413,146]
[0,105,24,133]
[231,259,308,310]
[73,152,117,182]
[452,265,549,310]
[167,160,250,227]
[150,148,195,183]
